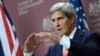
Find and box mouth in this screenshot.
[56,29,64,36]
[57,29,62,31]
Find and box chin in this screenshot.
[57,32,64,36]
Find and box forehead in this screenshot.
[51,10,65,19]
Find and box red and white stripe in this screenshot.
[0,1,22,56]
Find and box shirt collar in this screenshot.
[69,27,77,39]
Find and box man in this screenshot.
[24,2,100,56]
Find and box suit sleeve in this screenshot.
[68,33,100,56]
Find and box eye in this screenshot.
[52,19,55,22]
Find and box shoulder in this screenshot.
[75,29,100,42]
[83,31,100,43]
[76,29,99,38]
[83,31,100,38]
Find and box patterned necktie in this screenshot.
[62,47,68,56]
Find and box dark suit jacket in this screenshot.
[46,29,100,56]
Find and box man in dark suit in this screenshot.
[46,28,100,56]
[24,2,100,56]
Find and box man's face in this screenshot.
[51,10,74,36]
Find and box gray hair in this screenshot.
[50,2,76,18]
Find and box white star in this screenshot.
[78,25,81,29]
[76,7,79,12]
[79,18,82,22]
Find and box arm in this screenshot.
[23,32,60,56]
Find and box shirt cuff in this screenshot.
[59,35,70,49]
[23,51,33,56]
[23,48,33,56]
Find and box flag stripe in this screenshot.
[0,0,23,56]
[1,0,17,39]
[1,0,13,26]
[0,4,14,54]
[16,46,23,56]
[0,8,11,56]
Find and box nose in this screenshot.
[55,21,60,27]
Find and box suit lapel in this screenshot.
[54,44,63,56]
[73,29,84,40]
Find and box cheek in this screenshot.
[52,22,57,29]
[52,23,55,28]
[64,23,68,30]
[60,19,67,26]
[63,21,70,31]
[62,20,68,28]
[65,22,72,31]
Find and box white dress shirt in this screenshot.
[24,27,77,56]
[59,27,77,49]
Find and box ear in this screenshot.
[70,16,75,24]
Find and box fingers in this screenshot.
[26,32,35,43]
[35,32,61,43]
[49,38,58,43]
[35,32,51,37]
[36,39,44,46]
[47,34,60,43]
[25,32,49,52]
[24,32,37,52]
[44,38,56,47]
[35,32,60,43]
[44,38,52,43]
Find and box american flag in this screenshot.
[70,0,89,31]
[0,0,23,56]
